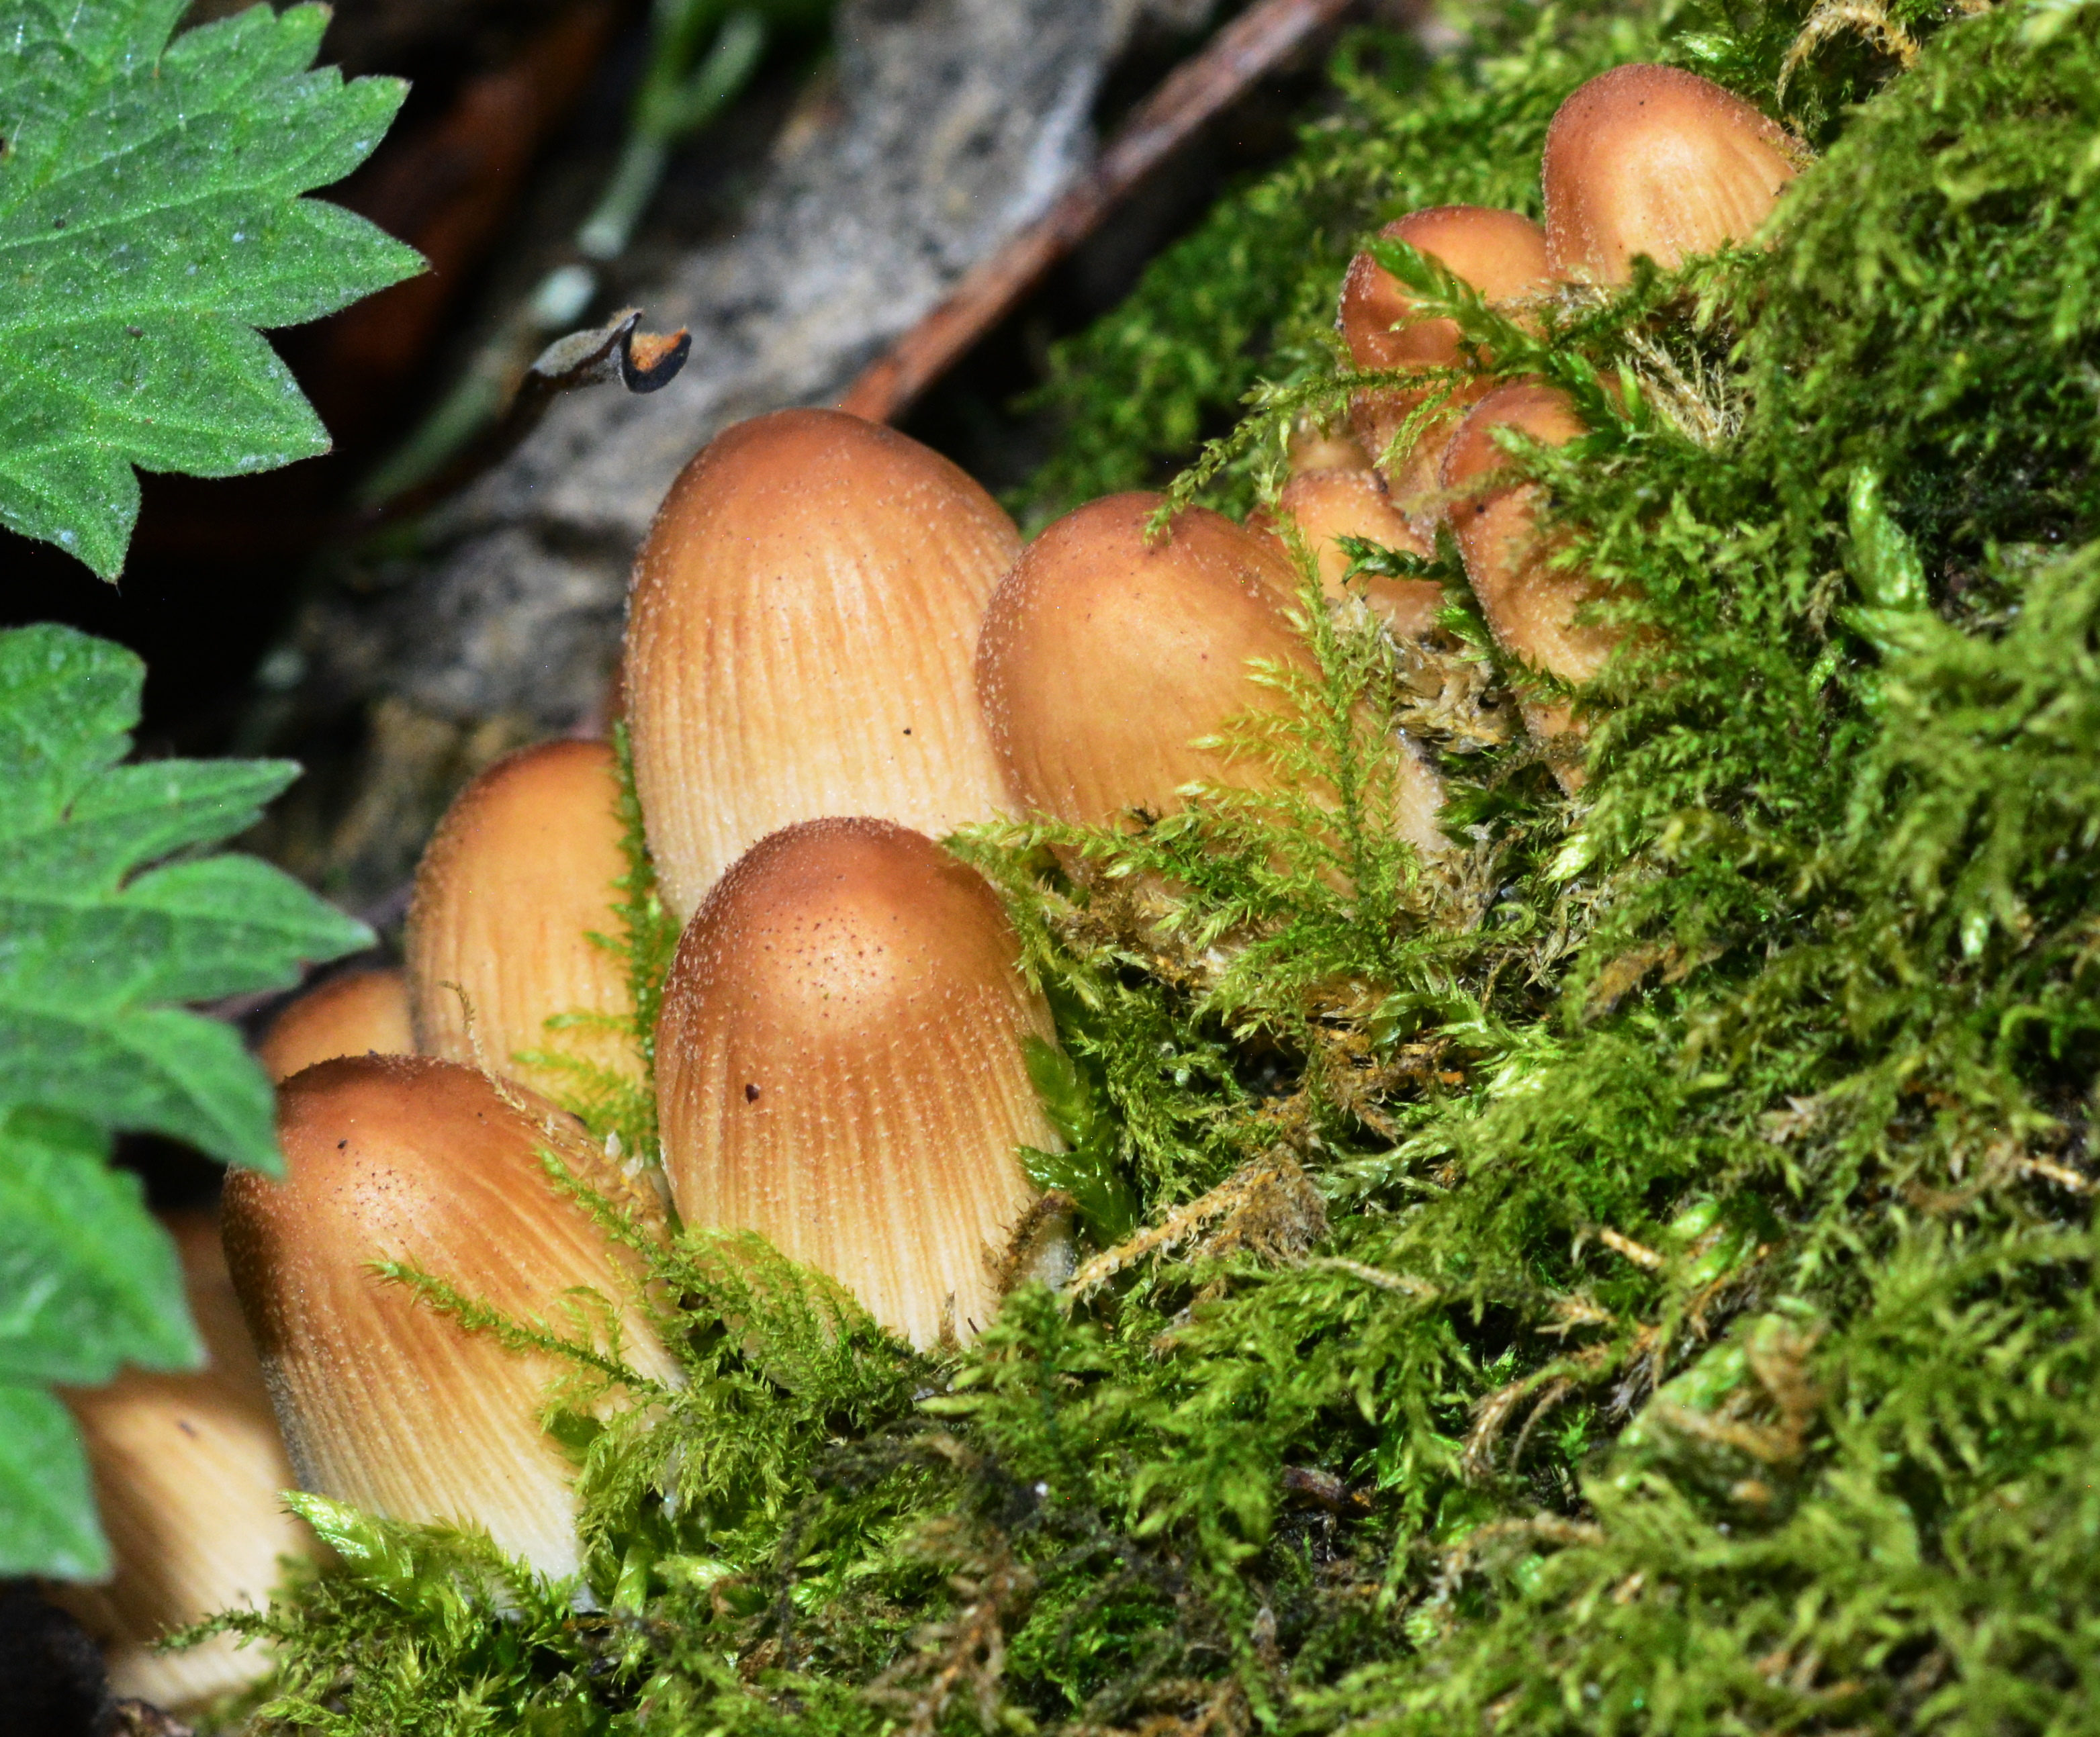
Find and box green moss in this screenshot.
[190,0,2100,1730]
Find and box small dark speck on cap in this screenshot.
[902,727,911,735]
[338,1139,348,1149]
[745,1083,761,1102]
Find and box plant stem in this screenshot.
[360,5,770,509]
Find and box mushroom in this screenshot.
[975,493,1445,853]
[654,818,1059,1351]
[1287,420,1372,476]
[1338,205,1553,516]
[406,739,640,1098]
[1442,381,1620,788]
[257,968,414,1083]
[1543,64,1801,286]
[51,1211,310,1711]
[221,1055,678,1579]
[625,409,1015,921]
[1255,468,1443,638]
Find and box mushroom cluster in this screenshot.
[75,60,1802,1711]
[1319,64,1798,786]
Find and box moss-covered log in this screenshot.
[193,0,2100,1731]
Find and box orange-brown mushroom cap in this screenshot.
[1257,469,1442,638]
[1443,382,1620,786]
[258,968,413,1084]
[976,495,1300,826]
[1543,64,1800,286]
[54,1210,311,1710]
[1338,205,1553,514]
[655,818,1056,1351]
[625,408,1015,921]
[977,493,1446,854]
[1339,205,1553,375]
[222,1055,676,1579]
[406,738,639,1096]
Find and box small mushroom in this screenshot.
[221,1055,678,1579]
[257,968,414,1084]
[976,493,1445,853]
[655,818,1058,1351]
[1442,381,1619,788]
[52,1211,310,1711]
[1286,420,1371,476]
[1256,468,1443,638]
[406,739,639,1098]
[1338,205,1553,515]
[626,409,1015,921]
[1543,64,1801,286]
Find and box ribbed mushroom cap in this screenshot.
[656,818,1056,1352]
[1543,64,1800,286]
[259,968,413,1083]
[52,1211,309,1710]
[1443,382,1618,784]
[627,408,1016,921]
[406,739,638,1096]
[1287,421,1371,476]
[1340,205,1553,373]
[1258,469,1442,638]
[976,494,1445,853]
[222,1055,677,1579]
[1338,206,1551,512]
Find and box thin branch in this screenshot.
[835,0,1358,424]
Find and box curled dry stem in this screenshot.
[1069,1154,1329,1297]
[1778,0,1920,97]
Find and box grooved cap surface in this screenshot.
[54,1211,307,1710]
[627,409,1017,921]
[222,1055,675,1579]
[975,494,1310,828]
[1259,469,1441,637]
[259,968,414,1084]
[656,819,1054,1351]
[407,739,639,1096]
[1543,64,1799,285]
[1338,206,1551,511]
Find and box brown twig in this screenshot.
[835,0,1359,425]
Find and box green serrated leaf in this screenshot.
[0,1107,197,1387]
[0,0,423,577]
[0,623,372,1577]
[0,625,371,1166]
[0,1380,104,1579]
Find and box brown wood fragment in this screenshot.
[835,0,1359,425]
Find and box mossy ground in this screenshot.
[188,0,2100,1730]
